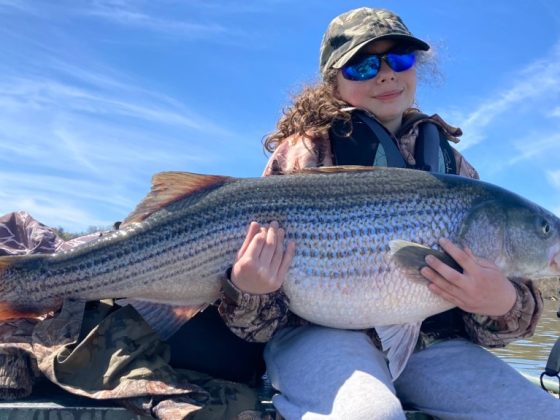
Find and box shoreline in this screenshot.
[539,278,560,300]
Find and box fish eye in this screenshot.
[538,218,552,238]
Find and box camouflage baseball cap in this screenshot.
[319,7,430,77]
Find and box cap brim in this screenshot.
[333,35,430,69]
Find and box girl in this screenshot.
[220,7,559,419]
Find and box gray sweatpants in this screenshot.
[264,325,560,420]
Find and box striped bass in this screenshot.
[1,167,559,378]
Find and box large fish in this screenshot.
[1,167,559,378]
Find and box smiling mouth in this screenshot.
[374,90,403,100]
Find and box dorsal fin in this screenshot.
[293,165,392,175]
[123,171,231,224]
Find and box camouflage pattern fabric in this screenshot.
[0,210,65,255]
[0,211,64,400]
[0,318,41,400]
[0,211,270,419]
[32,300,205,400]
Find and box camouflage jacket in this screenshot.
[219,111,544,347]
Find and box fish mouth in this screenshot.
[550,252,560,275]
[545,243,560,276]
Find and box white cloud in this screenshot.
[506,132,560,166]
[0,0,31,12]
[88,8,228,38]
[0,76,220,132]
[0,1,257,46]
[2,197,110,232]
[82,0,256,44]
[548,170,560,188]
[0,98,219,180]
[90,0,288,17]
[546,171,560,217]
[0,173,129,231]
[456,42,560,151]
[549,107,560,118]
[0,171,134,210]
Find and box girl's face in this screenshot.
[336,40,417,134]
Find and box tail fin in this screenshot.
[0,254,61,321]
[0,253,47,269]
[0,255,15,273]
[0,301,60,321]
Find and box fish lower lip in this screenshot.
[550,259,560,274]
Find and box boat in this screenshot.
[0,369,556,419]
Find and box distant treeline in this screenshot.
[54,225,111,241]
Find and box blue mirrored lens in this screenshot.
[341,55,381,81]
[386,52,416,72]
[341,52,416,81]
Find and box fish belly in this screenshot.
[284,261,455,329]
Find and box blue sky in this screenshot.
[0,0,559,233]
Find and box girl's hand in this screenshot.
[231,221,296,295]
[421,238,517,317]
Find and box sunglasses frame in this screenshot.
[341,51,416,81]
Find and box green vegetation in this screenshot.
[53,225,110,241]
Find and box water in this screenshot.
[491,299,560,378]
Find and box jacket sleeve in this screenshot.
[218,134,331,342]
[218,275,290,342]
[462,278,543,347]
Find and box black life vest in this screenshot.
[329,109,458,175]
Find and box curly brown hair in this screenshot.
[263,69,353,153]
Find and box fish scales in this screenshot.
[5,173,437,301]
[1,167,558,332]
[3,167,560,379]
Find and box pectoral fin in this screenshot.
[376,322,422,380]
[116,299,207,340]
[389,240,461,283]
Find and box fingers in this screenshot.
[421,263,463,297]
[277,240,297,282]
[424,253,463,284]
[232,220,295,294]
[421,239,468,302]
[269,225,286,274]
[237,221,262,259]
[438,238,475,271]
[260,221,280,265]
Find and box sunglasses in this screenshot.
[341,51,416,81]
